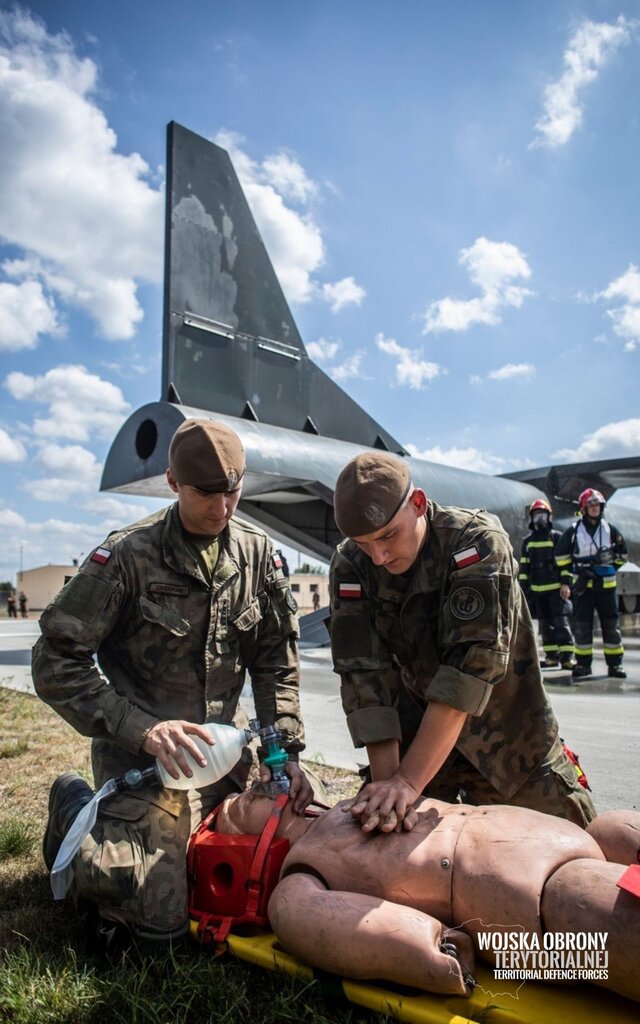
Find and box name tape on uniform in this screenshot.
[91,547,112,565]
[338,582,363,599]
[453,545,480,569]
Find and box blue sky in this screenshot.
[1,1,640,581]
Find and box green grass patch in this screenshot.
[0,739,29,759]
[0,817,38,861]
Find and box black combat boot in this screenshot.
[560,656,577,670]
[43,772,94,870]
[607,665,627,679]
[572,665,592,680]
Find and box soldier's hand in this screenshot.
[286,762,314,814]
[560,584,571,600]
[343,775,420,833]
[142,719,213,780]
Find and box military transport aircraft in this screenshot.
[102,123,640,606]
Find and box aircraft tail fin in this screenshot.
[162,122,403,453]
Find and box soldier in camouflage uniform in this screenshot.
[34,419,310,947]
[330,452,596,835]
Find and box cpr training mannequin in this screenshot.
[216,792,640,1003]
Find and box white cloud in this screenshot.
[405,442,507,474]
[478,362,536,382]
[215,130,324,304]
[553,418,640,462]
[0,427,26,462]
[596,264,640,350]
[25,443,102,501]
[261,152,317,203]
[531,17,633,149]
[0,507,26,529]
[322,276,366,313]
[331,351,367,382]
[86,496,150,523]
[0,278,62,350]
[375,332,443,389]
[306,337,340,361]
[422,237,533,334]
[0,9,163,340]
[5,364,130,441]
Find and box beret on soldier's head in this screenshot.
[168,419,245,492]
[334,452,412,538]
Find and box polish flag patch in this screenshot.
[338,582,363,600]
[453,545,481,569]
[272,553,283,569]
[91,546,112,565]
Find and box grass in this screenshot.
[0,687,373,1024]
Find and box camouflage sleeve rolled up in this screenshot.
[31,551,159,754]
[247,542,305,757]
[330,549,404,748]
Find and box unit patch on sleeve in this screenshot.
[338,582,363,600]
[452,545,481,569]
[450,586,485,621]
[90,547,112,565]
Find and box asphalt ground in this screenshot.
[1,617,638,812]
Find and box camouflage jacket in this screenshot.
[32,504,304,793]
[330,501,559,799]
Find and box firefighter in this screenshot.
[519,499,576,670]
[556,488,628,680]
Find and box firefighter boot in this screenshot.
[572,664,592,680]
[607,664,627,679]
[43,772,94,871]
[540,655,559,669]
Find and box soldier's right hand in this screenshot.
[142,719,214,780]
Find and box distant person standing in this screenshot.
[518,499,576,671]
[556,488,627,680]
[18,591,28,618]
[312,590,321,612]
[7,591,17,618]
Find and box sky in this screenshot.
[1,0,640,583]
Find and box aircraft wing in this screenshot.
[502,457,640,503]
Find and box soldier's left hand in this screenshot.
[285,762,314,814]
[343,775,420,833]
[257,761,314,814]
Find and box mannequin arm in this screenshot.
[268,872,475,996]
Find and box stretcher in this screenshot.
[189,923,637,1024]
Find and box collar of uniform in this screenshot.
[209,533,241,593]
[161,504,239,587]
[402,504,442,600]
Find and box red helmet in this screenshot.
[529,499,551,515]
[579,488,605,511]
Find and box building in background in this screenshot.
[290,572,329,615]
[16,563,79,612]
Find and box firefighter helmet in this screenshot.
[530,499,551,515]
[579,488,605,512]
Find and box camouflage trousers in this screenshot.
[69,757,251,938]
[425,736,596,828]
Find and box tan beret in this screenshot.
[334,452,411,537]
[168,419,245,492]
